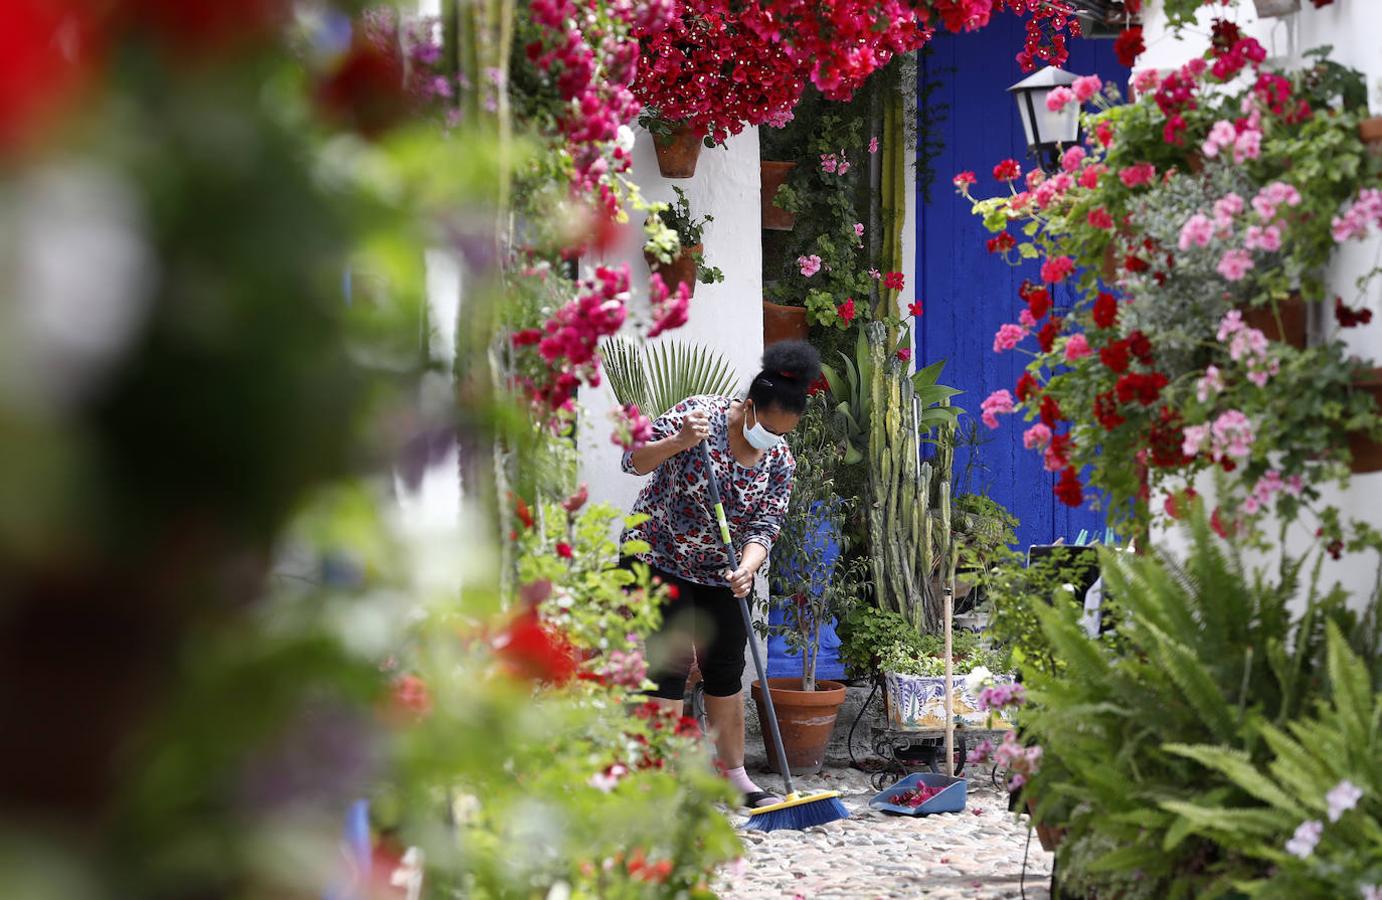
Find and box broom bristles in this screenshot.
[742,794,849,832]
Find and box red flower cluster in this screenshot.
[1040,255,1075,284]
[1020,280,1051,319]
[1036,316,1063,353]
[1054,466,1083,507]
[1113,26,1144,68]
[1115,371,1168,406]
[1015,372,1040,403]
[647,273,692,338]
[1092,292,1119,329]
[987,232,1016,254]
[1335,297,1374,328]
[1147,407,1193,468]
[1209,26,1267,82]
[1153,64,1201,144]
[1039,395,1063,427]
[1094,391,1125,430]
[513,265,630,412]
[1098,330,1152,374]
[2,1,101,154]
[493,609,579,684]
[993,158,1022,182]
[881,271,906,291]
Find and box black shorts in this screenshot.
[628,560,747,699]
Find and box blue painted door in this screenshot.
[915,20,1128,551]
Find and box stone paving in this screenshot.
[717,764,1052,899]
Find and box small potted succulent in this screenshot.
[643,187,723,297]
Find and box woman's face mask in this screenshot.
[743,402,784,451]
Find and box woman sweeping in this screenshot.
[621,340,820,809]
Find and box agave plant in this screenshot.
[601,336,740,420]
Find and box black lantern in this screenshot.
[1008,66,1082,173]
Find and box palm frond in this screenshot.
[600,337,739,420]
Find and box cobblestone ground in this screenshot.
[715,765,1052,899]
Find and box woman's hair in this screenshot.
[746,340,821,415]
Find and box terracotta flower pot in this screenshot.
[1240,295,1307,350]
[751,678,846,776]
[1362,117,1382,158]
[653,124,703,179]
[1026,796,1066,852]
[645,243,701,297]
[763,301,808,346]
[760,160,797,231]
[1349,368,1382,474]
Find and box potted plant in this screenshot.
[878,634,1012,731]
[752,393,859,775]
[643,115,706,179]
[643,188,724,297]
[957,44,1381,536]
[760,159,797,230]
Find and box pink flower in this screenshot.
[896,347,912,363]
[1211,409,1255,459]
[1023,423,1053,449]
[1179,213,1215,250]
[1244,224,1282,253]
[853,222,865,238]
[980,389,1016,429]
[1217,249,1255,281]
[1019,309,1038,328]
[1064,333,1092,361]
[611,403,653,450]
[1046,86,1076,111]
[1040,256,1075,284]
[1202,119,1237,159]
[1079,164,1106,190]
[1213,193,1245,229]
[1182,423,1209,458]
[647,274,691,338]
[993,323,1029,353]
[1331,188,1382,242]
[869,136,879,154]
[953,170,977,190]
[1131,68,1161,94]
[1072,74,1102,102]
[1217,309,1245,342]
[1118,163,1156,188]
[1233,128,1262,164]
[1196,365,1224,403]
[798,254,822,277]
[1061,145,1087,172]
[1088,207,1114,229]
[820,153,838,174]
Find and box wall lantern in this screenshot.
[1008,66,1081,173]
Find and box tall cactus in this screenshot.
[864,321,955,635]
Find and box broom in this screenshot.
[697,441,849,832]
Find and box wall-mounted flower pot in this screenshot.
[1349,368,1382,474]
[762,300,809,346]
[751,678,846,776]
[760,161,797,231]
[644,243,701,297]
[1253,0,1300,16]
[1240,295,1307,350]
[1361,117,1382,157]
[653,124,702,179]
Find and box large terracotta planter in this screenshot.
[653,124,703,179]
[1026,797,1066,852]
[751,678,846,776]
[1362,117,1382,158]
[763,301,808,346]
[645,243,701,297]
[1240,295,1307,350]
[760,161,797,231]
[1349,368,1382,474]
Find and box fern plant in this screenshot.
[1161,623,1382,898]
[1019,508,1375,899]
[600,337,739,420]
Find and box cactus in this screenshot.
[864,321,956,635]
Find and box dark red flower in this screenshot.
[1100,340,1131,374]
[127,0,290,54]
[1128,330,1154,363]
[1046,433,1073,470]
[1037,317,1063,353]
[1021,282,1052,320]
[1092,292,1118,329]
[316,39,408,138]
[1015,372,1040,403]
[807,373,830,396]
[1148,407,1193,468]
[1115,371,1168,406]
[1335,297,1374,328]
[987,233,1017,254]
[908,301,924,318]
[1210,506,1230,539]
[1164,487,1197,520]
[556,542,574,559]
[1094,391,1125,430]
[512,329,544,347]
[1114,27,1145,68]
[1054,467,1084,507]
[1123,254,1150,273]
[1,0,98,154]
[1040,395,1063,427]
[492,611,578,684]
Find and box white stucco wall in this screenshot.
[578,127,766,515]
[1142,1,1382,607]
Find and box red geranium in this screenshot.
[881,271,906,291]
[1114,371,1168,406]
[1039,395,1063,428]
[1092,292,1119,329]
[1100,339,1131,374]
[987,233,1017,254]
[993,158,1022,182]
[2,0,100,154]
[1054,467,1084,507]
[1094,391,1125,430]
[316,38,408,139]
[1114,26,1144,68]
[908,300,924,317]
[1015,372,1040,403]
[837,297,857,324]
[1335,297,1373,328]
[1036,317,1063,353]
[1040,255,1075,284]
[493,610,578,684]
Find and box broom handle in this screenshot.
[697,441,797,798]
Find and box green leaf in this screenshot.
[1162,744,1298,811]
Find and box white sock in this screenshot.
[725,765,762,796]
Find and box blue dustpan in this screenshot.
[869,772,968,816]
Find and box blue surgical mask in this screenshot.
[743,403,783,451]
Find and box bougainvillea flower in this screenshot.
[492,610,578,684]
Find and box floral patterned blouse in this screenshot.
[621,395,795,586]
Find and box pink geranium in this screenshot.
[1064,333,1091,361]
[1217,249,1254,281]
[1079,164,1106,189]
[1332,188,1382,242]
[1045,85,1075,111]
[1196,365,1224,403]
[1023,423,1053,449]
[1118,163,1156,188]
[798,254,822,277]
[1061,145,1086,172]
[1179,213,1215,250]
[1131,68,1160,94]
[993,323,1029,353]
[980,389,1016,429]
[1072,74,1102,102]
[1040,255,1075,284]
[1243,224,1282,253]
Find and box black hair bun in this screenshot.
[761,340,821,385]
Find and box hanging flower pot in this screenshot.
[762,301,809,346]
[1362,117,1382,158]
[1253,0,1300,16]
[644,243,701,298]
[1349,368,1382,474]
[1239,294,1307,350]
[652,123,703,179]
[750,677,846,776]
[760,160,796,231]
